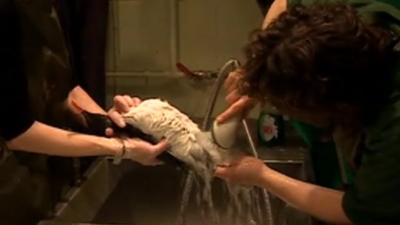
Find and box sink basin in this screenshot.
[38,114,312,225]
[91,160,310,225]
[39,142,312,225]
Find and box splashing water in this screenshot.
[122,99,274,225]
[177,170,273,225]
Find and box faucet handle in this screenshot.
[176,62,195,77]
[176,62,217,80]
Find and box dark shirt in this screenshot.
[0,0,34,141]
[286,0,400,224]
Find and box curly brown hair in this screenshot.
[240,3,397,123]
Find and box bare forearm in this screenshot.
[262,0,287,29]
[7,121,120,157]
[259,167,352,225]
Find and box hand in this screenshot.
[106,95,142,136]
[216,69,256,124]
[122,138,169,166]
[215,156,269,186]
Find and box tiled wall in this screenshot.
[105,0,262,118]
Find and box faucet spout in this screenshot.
[201,59,241,130]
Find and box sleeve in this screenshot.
[0,0,34,141]
[342,96,400,225]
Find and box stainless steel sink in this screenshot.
[38,105,313,225]
[38,142,312,225]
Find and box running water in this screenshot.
[122,99,275,225]
[177,169,274,225]
[176,119,275,225]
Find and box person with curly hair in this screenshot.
[216,0,400,224]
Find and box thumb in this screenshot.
[108,110,126,128]
[216,97,252,124]
[152,139,169,155]
[216,105,238,124]
[214,166,229,178]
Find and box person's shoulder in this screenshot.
[344,90,400,224]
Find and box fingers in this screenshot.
[225,89,241,105]
[113,96,130,112]
[108,110,126,128]
[105,127,114,137]
[145,140,169,166]
[113,95,139,113]
[131,139,169,166]
[224,72,236,90]
[108,95,141,130]
[151,139,169,156]
[124,95,135,107]
[216,104,239,124]
[146,140,169,166]
[214,166,229,178]
[132,97,141,107]
[224,69,244,92]
[123,95,141,107]
[216,96,255,124]
[219,69,253,124]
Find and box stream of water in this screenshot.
[177,169,274,225]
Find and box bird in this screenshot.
[122,99,228,176]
